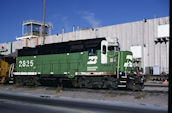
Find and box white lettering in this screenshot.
[18,60,34,68]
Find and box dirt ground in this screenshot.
[0,84,168,107]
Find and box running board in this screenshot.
[117,85,126,87]
[120,81,127,83]
[9,81,14,84]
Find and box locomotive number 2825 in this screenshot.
[19,60,34,67]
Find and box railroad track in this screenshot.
[0,84,168,95]
[54,86,168,95]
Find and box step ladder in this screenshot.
[118,74,127,88]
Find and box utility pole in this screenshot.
[169,3,172,111]
[42,0,46,45]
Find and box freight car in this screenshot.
[13,38,144,90]
[0,55,15,83]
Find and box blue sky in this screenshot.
[0,0,169,43]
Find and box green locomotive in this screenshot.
[13,38,144,90]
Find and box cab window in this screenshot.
[103,45,106,54]
[88,48,97,55]
[108,46,120,51]
[108,46,114,51]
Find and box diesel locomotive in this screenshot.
[13,37,144,90]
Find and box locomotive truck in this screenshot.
[13,37,144,90]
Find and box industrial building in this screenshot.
[0,16,169,74]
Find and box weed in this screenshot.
[56,85,63,95]
[13,83,22,88]
[135,93,146,99]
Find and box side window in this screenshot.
[103,45,106,54]
[88,48,97,56]
[108,46,114,51]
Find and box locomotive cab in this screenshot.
[100,39,144,90]
[100,39,120,64]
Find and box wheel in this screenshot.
[15,76,24,86]
[127,80,142,91]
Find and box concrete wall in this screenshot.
[0,17,169,74]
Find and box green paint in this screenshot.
[16,50,133,78]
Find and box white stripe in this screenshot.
[87,66,98,71]
[87,69,97,71]
[13,72,37,75]
[75,72,115,76]
[13,72,20,75]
